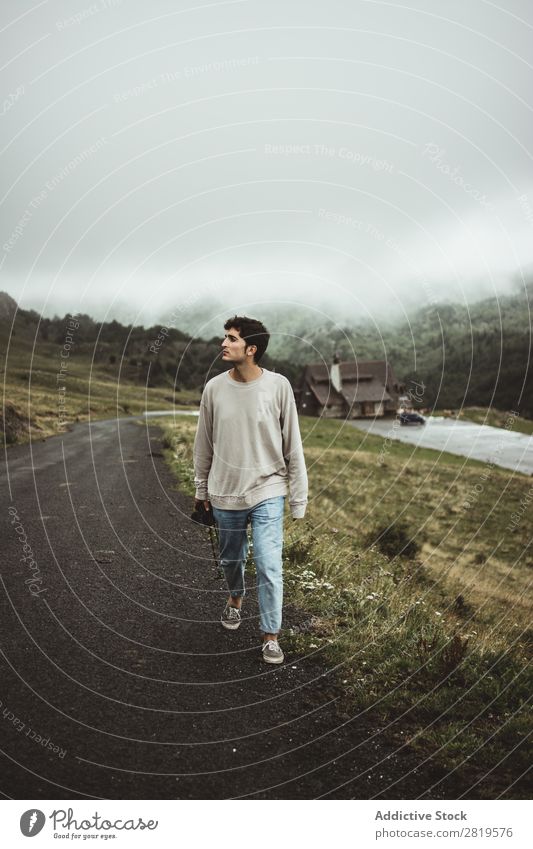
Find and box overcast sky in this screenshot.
[1,0,532,330]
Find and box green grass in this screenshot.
[161,412,532,798]
[435,406,533,436]
[3,325,531,798]
[1,326,199,442]
[0,314,533,798]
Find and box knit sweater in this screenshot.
[193,368,308,518]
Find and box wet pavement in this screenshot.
[348,416,533,475]
[1,415,454,799]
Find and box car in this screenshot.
[398,411,426,425]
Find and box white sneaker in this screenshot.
[262,639,284,664]
[221,603,241,630]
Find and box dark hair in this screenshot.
[223,315,270,363]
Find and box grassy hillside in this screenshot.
[452,407,533,436]
[3,289,529,795]
[0,286,533,441]
[162,413,531,798]
[172,287,533,418]
[270,290,533,417]
[0,298,298,443]
[3,285,532,441]
[0,310,199,441]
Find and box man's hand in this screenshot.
[191,498,215,527]
[194,498,211,512]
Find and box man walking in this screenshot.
[193,315,308,664]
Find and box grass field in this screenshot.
[436,406,533,436]
[2,325,531,797]
[162,412,532,798]
[1,324,198,442]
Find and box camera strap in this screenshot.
[208,523,224,579]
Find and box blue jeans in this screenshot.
[212,496,285,634]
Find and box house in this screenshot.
[296,355,404,418]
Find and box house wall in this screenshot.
[298,373,400,419]
[321,404,345,418]
[350,401,388,418]
[298,391,315,415]
[347,403,362,419]
[298,388,319,416]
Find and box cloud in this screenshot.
[2,0,531,324]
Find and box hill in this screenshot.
[154,286,533,416]
[0,293,301,442]
[2,284,532,445]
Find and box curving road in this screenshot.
[1,415,464,799]
[349,416,533,475]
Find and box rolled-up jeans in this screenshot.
[212,496,285,634]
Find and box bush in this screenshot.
[368,520,420,560]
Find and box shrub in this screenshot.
[368,520,420,560]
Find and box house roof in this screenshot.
[341,379,393,404]
[307,381,343,406]
[304,360,398,383]
[300,359,400,407]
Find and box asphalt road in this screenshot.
[349,416,533,475]
[1,416,456,799]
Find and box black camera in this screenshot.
[190,502,216,527]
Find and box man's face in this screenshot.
[221,327,255,363]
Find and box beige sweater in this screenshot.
[193,368,308,518]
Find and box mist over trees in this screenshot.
[1,284,531,417]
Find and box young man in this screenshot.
[193,315,308,664]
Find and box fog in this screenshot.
[1,0,532,331]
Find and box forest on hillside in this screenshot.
[234,287,533,417]
[1,285,532,417]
